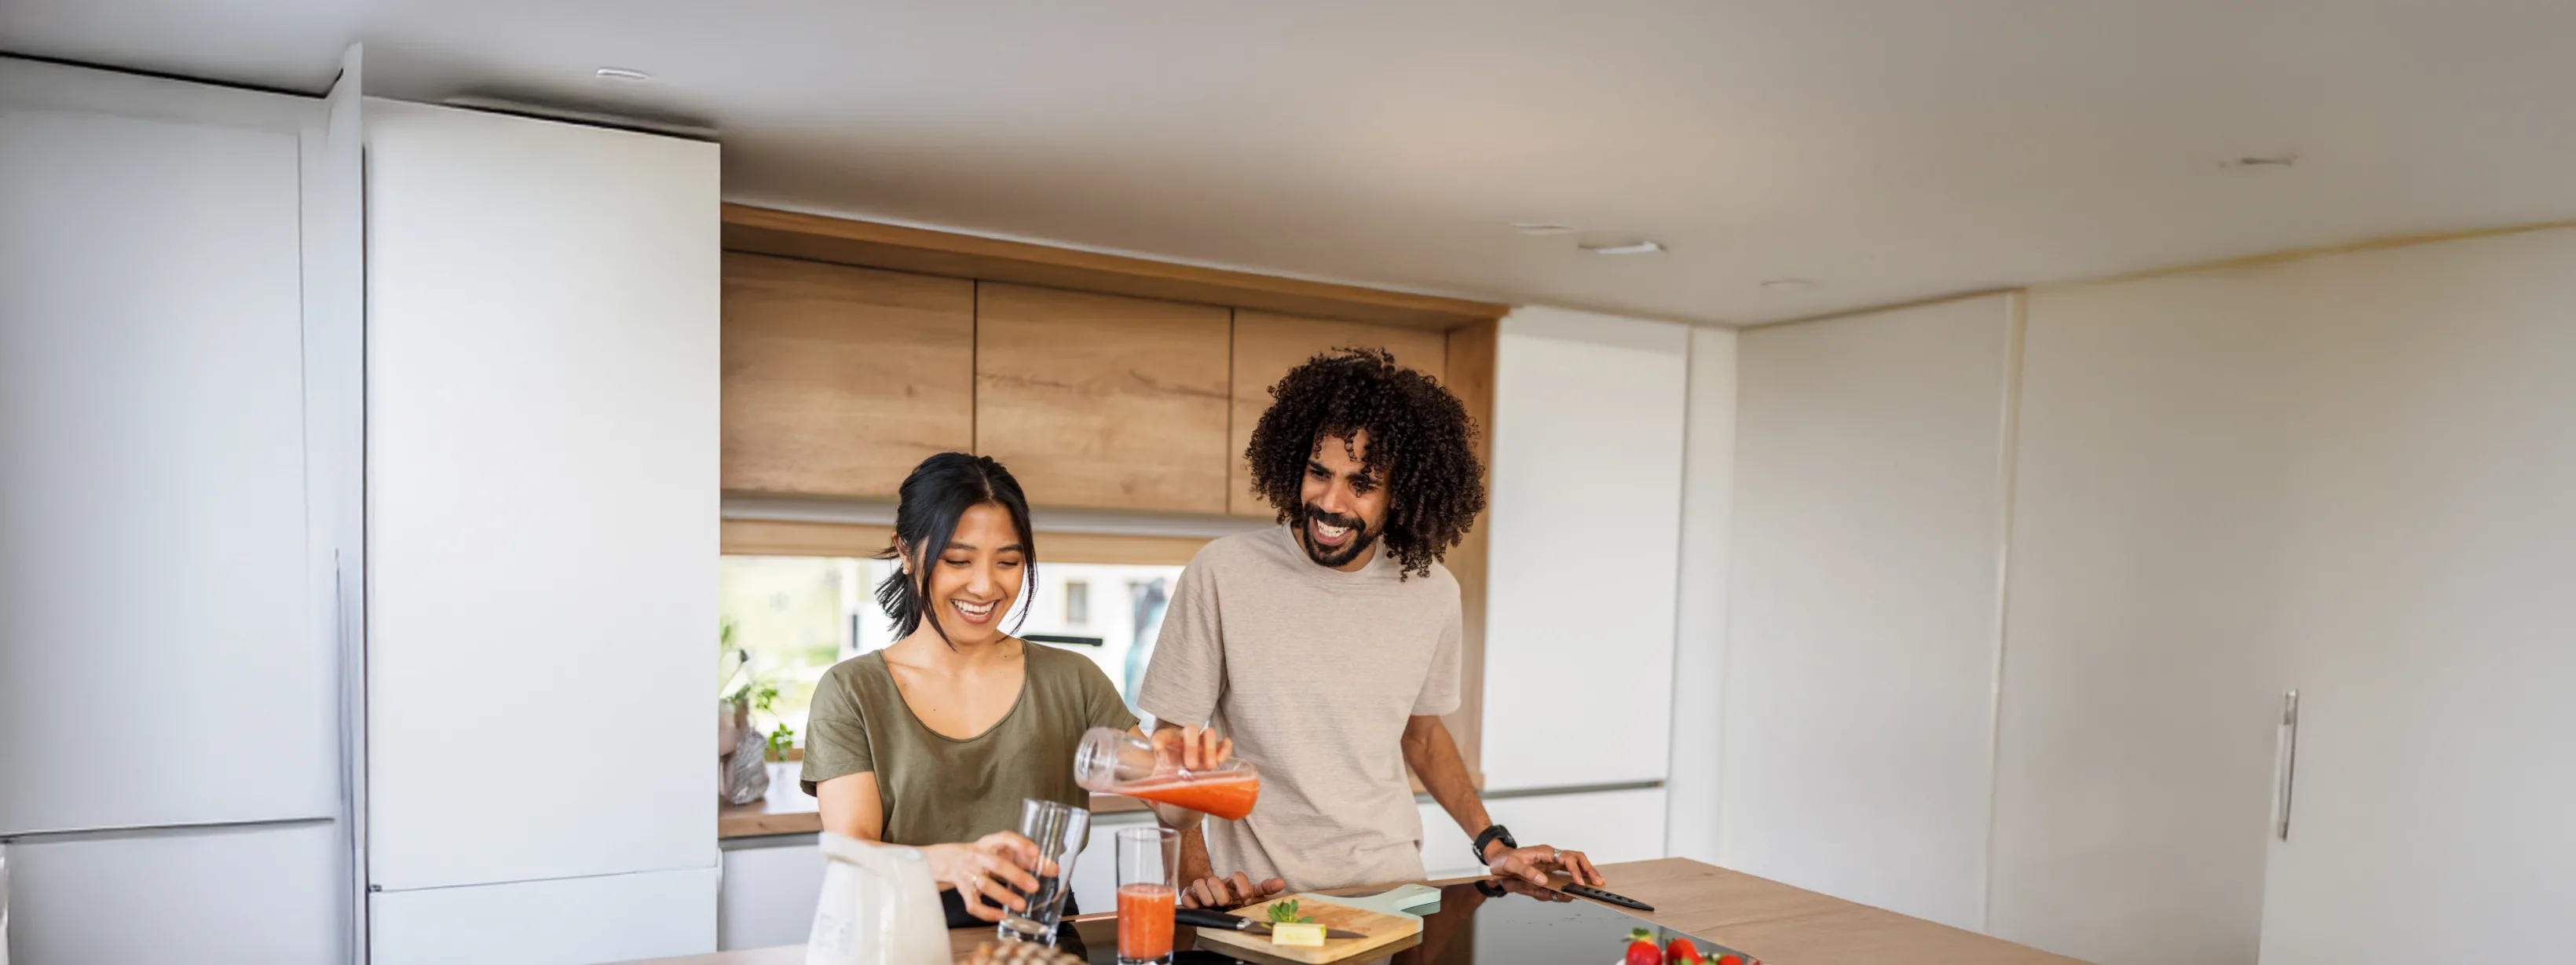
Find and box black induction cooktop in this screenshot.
[1052,879,1755,965]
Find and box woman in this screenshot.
[800,452,1227,927]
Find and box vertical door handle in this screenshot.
[2274,689,2300,841]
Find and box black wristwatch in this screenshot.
[1473,823,1517,862]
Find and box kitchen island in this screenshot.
[620,858,2088,965]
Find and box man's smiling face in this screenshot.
[1297,427,1391,571]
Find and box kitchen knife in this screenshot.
[1175,906,1367,939]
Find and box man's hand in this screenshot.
[1149,725,1233,773]
[1180,871,1289,909]
[1484,843,1605,888]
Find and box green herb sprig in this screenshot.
[1265,898,1315,924]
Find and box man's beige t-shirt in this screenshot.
[1136,525,1462,891]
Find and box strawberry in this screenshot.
[1623,928,1664,965]
[1665,938,1703,965]
[1714,955,1745,965]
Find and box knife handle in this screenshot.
[1174,907,1257,931]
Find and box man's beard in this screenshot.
[1297,503,1378,568]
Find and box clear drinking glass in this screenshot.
[997,799,1089,945]
[1115,826,1180,965]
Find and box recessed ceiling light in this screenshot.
[1579,240,1665,256]
[595,67,653,82]
[1760,278,1819,290]
[1512,222,1577,236]
[2229,152,2297,168]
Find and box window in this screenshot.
[717,554,1184,750]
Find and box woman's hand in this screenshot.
[1151,725,1233,772]
[918,832,1043,922]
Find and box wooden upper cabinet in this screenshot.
[721,253,975,497]
[1226,310,1449,517]
[974,283,1232,513]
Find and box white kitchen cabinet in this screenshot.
[1667,326,1737,865]
[5,822,343,965]
[1987,277,2292,965]
[1482,308,1690,791]
[364,94,720,952]
[2249,230,2576,965]
[1721,294,2016,931]
[719,838,825,951]
[1066,810,1158,919]
[0,57,336,837]
[1418,788,1667,879]
[370,866,719,965]
[0,53,360,965]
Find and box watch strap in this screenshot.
[1473,823,1517,861]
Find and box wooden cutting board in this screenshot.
[1190,891,1427,963]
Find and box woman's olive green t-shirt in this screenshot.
[800,642,1140,847]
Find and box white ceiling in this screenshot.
[12,1,2576,325]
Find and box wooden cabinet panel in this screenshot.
[722,253,974,497]
[974,283,1231,512]
[1226,310,1448,517]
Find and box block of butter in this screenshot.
[1271,923,1326,948]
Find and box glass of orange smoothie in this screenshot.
[1115,826,1179,965]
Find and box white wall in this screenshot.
[1666,327,1737,864]
[1483,306,1691,793]
[1721,294,2017,930]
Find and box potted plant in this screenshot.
[718,620,797,804]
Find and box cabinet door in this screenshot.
[0,60,335,835]
[2255,231,2576,965]
[718,839,825,951]
[1990,280,2289,965]
[1226,311,1447,517]
[1723,294,2014,932]
[366,99,718,891]
[370,866,717,965]
[974,283,1231,512]
[1482,309,1688,791]
[7,823,343,965]
[723,254,975,497]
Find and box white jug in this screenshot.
[807,833,950,965]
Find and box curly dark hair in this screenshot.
[1245,347,1486,579]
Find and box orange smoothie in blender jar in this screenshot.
[1076,727,1262,821]
[1111,771,1261,821]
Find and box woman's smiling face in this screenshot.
[913,501,1026,646]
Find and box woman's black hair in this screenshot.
[873,452,1037,648]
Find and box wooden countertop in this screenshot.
[617,857,2091,965]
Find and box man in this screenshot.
[1136,348,1607,907]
